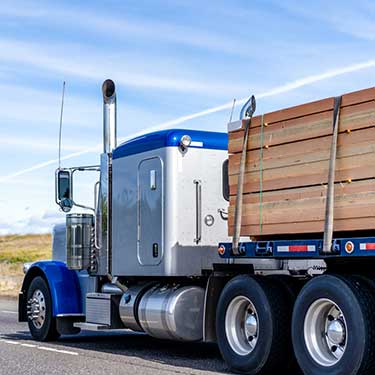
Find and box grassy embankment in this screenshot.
[0,234,51,298]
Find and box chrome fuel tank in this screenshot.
[137,285,205,341]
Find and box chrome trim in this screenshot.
[304,298,347,367]
[27,289,46,329]
[193,179,202,244]
[225,295,259,356]
[56,313,85,318]
[102,79,117,154]
[23,262,33,274]
[227,120,243,132]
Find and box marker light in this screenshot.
[179,134,192,150]
[218,245,226,256]
[345,241,354,254]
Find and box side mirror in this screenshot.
[56,169,73,212]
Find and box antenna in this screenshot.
[58,81,66,170]
[229,98,236,123]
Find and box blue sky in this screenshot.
[0,0,374,234]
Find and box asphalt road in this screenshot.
[0,298,228,375]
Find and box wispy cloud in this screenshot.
[0,38,250,96]
[0,135,90,153]
[276,0,375,41]
[0,0,251,57]
[0,210,64,235]
[1,59,373,183]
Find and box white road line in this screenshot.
[38,346,79,356]
[0,337,78,356]
[1,310,18,314]
[2,340,19,345]
[20,343,37,348]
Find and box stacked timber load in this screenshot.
[228,87,375,240]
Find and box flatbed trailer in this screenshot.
[18,80,375,375]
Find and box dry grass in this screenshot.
[0,234,52,298]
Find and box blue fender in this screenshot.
[22,261,82,317]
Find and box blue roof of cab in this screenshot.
[112,129,228,159]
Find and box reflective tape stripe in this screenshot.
[360,243,375,250]
[277,245,315,253]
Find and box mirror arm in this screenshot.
[71,165,100,172]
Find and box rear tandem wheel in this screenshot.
[292,274,375,375]
[216,274,294,374]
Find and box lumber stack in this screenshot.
[228,87,375,239]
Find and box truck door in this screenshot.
[137,157,163,266]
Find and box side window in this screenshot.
[222,159,229,202]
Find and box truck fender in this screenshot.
[203,274,230,343]
[203,264,255,343]
[19,261,82,322]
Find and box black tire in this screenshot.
[292,274,375,375]
[267,274,302,302]
[216,274,294,374]
[26,276,60,341]
[267,275,303,375]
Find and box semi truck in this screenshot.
[19,79,375,375]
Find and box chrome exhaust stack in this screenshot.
[102,79,117,154]
[95,79,117,276]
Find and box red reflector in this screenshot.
[289,245,308,252]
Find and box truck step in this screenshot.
[74,322,127,331]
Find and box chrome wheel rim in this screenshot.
[304,298,347,367]
[225,296,259,356]
[27,289,46,329]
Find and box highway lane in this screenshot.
[0,298,228,375]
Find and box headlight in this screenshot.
[23,262,33,274]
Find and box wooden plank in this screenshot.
[341,87,375,107]
[229,127,375,177]
[229,179,375,204]
[227,86,375,239]
[227,180,375,236]
[229,151,375,194]
[231,86,375,131]
[229,193,375,226]
[228,218,375,237]
[229,100,375,153]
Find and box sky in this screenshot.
[0,0,374,235]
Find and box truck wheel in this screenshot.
[216,275,293,374]
[292,274,375,375]
[26,276,60,341]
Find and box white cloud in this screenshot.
[0,0,251,57]
[277,0,375,41]
[0,210,64,235]
[0,135,91,152]
[1,58,373,184]
[0,37,250,96]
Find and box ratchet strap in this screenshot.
[259,114,265,235]
[322,96,342,253]
[232,96,256,255]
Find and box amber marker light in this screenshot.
[218,245,226,256]
[345,241,354,254]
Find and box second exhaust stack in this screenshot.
[102,79,117,153]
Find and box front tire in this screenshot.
[292,274,375,375]
[216,275,293,374]
[26,276,60,341]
